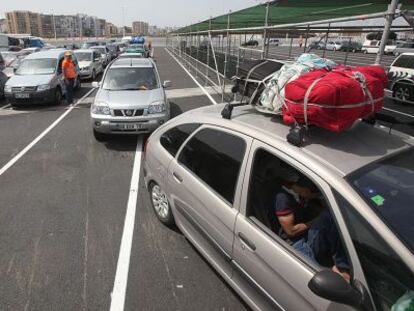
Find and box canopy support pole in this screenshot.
[262,1,270,59]
[205,18,212,86]
[223,10,231,101]
[322,23,331,58]
[375,0,399,65]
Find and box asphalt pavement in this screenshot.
[0,48,248,311]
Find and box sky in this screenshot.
[0,0,262,28]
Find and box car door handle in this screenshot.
[238,232,256,251]
[172,172,183,183]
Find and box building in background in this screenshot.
[106,23,118,37]
[132,21,149,35]
[6,11,40,35]
[40,14,54,38]
[119,26,133,36]
[94,18,106,37]
[0,19,8,33]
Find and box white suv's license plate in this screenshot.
[15,93,30,99]
[112,123,142,130]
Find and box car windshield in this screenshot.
[15,58,57,75]
[348,148,414,253]
[93,48,106,54]
[102,67,158,91]
[75,52,92,62]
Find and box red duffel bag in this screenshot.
[283,66,388,132]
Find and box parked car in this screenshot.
[2,55,25,79]
[126,44,149,57]
[90,46,111,67]
[117,52,144,59]
[107,44,121,60]
[90,57,171,140]
[388,53,414,103]
[308,41,326,50]
[81,41,100,49]
[4,50,80,106]
[241,40,259,47]
[339,40,362,52]
[265,38,279,46]
[325,41,343,51]
[393,41,414,56]
[74,49,103,80]
[361,39,395,54]
[143,103,414,311]
[0,71,7,98]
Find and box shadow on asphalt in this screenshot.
[170,101,183,118]
[102,135,140,151]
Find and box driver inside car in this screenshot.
[273,169,351,281]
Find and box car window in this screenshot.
[334,192,414,311]
[347,148,414,253]
[75,52,92,62]
[102,67,159,91]
[178,128,246,204]
[160,124,201,157]
[16,58,57,75]
[392,55,414,68]
[245,148,350,273]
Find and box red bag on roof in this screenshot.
[283,66,388,132]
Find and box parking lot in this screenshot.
[0,41,414,311]
[0,46,248,311]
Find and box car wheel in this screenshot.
[93,129,106,141]
[91,69,96,81]
[363,50,368,54]
[54,88,62,105]
[394,84,413,103]
[149,182,174,226]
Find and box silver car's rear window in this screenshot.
[348,148,414,252]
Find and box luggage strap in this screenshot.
[303,77,324,128]
[348,71,375,113]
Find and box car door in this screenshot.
[232,140,358,311]
[168,125,252,277]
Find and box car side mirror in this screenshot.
[163,80,172,88]
[308,270,365,309]
[91,81,101,88]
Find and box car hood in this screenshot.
[5,74,53,87]
[95,88,164,109]
[78,61,92,68]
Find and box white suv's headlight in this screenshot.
[37,84,51,91]
[4,85,12,93]
[148,101,166,114]
[91,102,111,115]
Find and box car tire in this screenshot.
[149,182,175,226]
[393,83,413,103]
[91,69,96,81]
[363,50,368,54]
[54,88,62,105]
[93,129,106,141]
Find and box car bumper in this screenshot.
[79,70,92,79]
[5,88,56,105]
[91,113,169,134]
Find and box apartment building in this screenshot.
[132,21,149,35]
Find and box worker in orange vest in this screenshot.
[62,51,78,104]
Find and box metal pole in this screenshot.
[344,37,351,65]
[52,13,57,42]
[262,0,270,59]
[303,24,310,53]
[205,17,212,86]
[375,0,399,64]
[196,27,200,78]
[288,37,293,58]
[122,7,126,37]
[209,31,222,88]
[223,10,231,101]
[322,23,331,58]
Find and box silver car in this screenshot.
[74,49,103,80]
[91,57,171,140]
[143,104,414,311]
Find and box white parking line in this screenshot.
[0,104,11,110]
[165,48,218,105]
[0,88,95,177]
[110,136,142,311]
[383,107,414,119]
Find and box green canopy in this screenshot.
[176,0,414,33]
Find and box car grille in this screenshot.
[113,109,144,117]
[12,86,37,92]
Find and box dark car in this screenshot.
[241,40,259,47]
[339,40,362,53]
